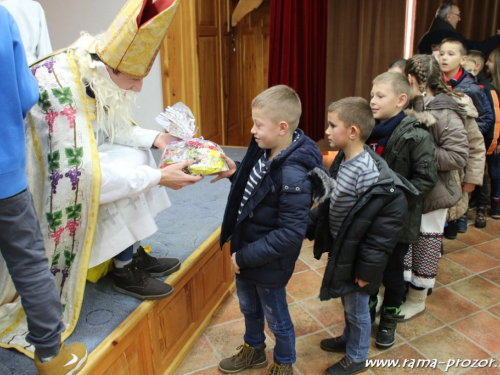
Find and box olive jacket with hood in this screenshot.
[408,93,469,214]
[219,129,327,288]
[376,114,438,244]
[306,146,418,300]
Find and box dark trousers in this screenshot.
[370,242,410,308]
[0,189,64,357]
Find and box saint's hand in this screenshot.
[159,159,203,190]
[153,133,181,151]
[210,153,237,183]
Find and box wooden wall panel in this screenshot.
[161,0,201,130]
[198,36,223,144]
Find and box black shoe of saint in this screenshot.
[133,246,181,277]
[113,262,174,300]
[444,220,457,240]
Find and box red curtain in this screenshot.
[268,0,328,141]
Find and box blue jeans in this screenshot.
[341,291,371,363]
[236,278,295,364]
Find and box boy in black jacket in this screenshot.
[213,85,326,375]
[307,97,416,375]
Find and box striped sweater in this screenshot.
[329,151,380,238]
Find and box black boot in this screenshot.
[376,306,403,349]
[475,206,487,228]
[133,246,181,277]
[113,261,174,300]
[444,220,457,240]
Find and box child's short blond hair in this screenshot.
[372,72,410,105]
[328,97,375,142]
[440,38,467,56]
[466,50,485,68]
[252,85,301,130]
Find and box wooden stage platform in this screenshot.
[80,229,234,375]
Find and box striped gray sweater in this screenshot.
[329,151,380,238]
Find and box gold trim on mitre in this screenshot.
[95,0,180,79]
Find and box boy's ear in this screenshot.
[279,121,289,135]
[349,124,361,140]
[397,93,408,108]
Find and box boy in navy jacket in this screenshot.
[213,85,326,375]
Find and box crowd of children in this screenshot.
[214,39,500,375]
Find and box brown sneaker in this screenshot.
[218,343,268,373]
[267,362,293,375]
[34,342,87,375]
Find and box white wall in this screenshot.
[38,0,165,131]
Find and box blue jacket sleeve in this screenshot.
[472,87,494,135]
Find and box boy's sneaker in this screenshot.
[113,262,174,300]
[475,206,487,228]
[444,220,457,239]
[491,198,500,219]
[320,336,347,352]
[267,362,293,375]
[34,342,87,375]
[219,343,268,373]
[133,246,181,277]
[376,306,403,349]
[456,213,468,233]
[326,356,367,375]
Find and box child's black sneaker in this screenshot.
[219,343,268,373]
[320,335,347,352]
[326,356,366,375]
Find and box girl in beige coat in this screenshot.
[402,55,470,320]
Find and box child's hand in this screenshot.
[210,154,237,183]
[231,252,240,274]
[461,182,475,193]
[355,277,369,288]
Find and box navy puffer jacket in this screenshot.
[220,129,325,288]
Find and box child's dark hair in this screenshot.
[389,58,407,71]
[328,97,375,142]
[405,54,463,98]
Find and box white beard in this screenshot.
[74,47,137,143]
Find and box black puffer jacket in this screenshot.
[220,129,325,288]
[306,147,418,300]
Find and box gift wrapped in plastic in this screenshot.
[155,102,228,175]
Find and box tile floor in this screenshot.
[175,212,500,375]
